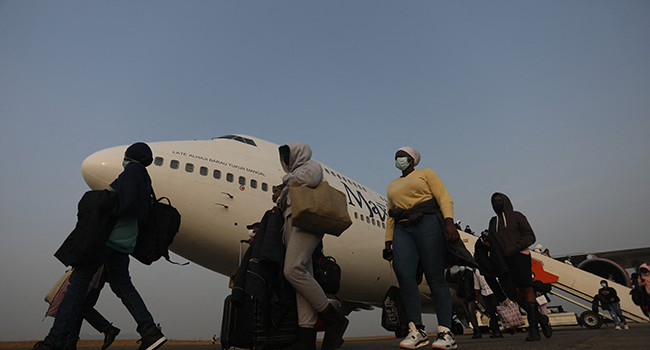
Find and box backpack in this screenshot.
[133,195,183,265]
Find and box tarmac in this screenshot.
[5,323,649,350]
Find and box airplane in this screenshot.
[80,134,649,334]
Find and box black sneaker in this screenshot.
[33,337,61,350]
[136,329,166,350]
[102,326,121,350]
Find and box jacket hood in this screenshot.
[125,142,153,167]
[491,192,514,214]
[279,142,312,173]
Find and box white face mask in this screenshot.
[395,157,411,171]
[601,283,607,287]
[459,266,466,272]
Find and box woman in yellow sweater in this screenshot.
[384,147,459,349]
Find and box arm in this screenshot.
[514,213,536,252]
[424,169,458,242]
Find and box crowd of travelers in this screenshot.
[33,141,649,350]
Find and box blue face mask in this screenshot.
[459,266,466,272]
[395,157,411,171]
[122,159,130,168]
[601,283,607,288]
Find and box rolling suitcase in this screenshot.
[220,293,298,350]
[221,240,298,350]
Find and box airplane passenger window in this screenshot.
[354,212,358,219]
[213,170,222,179]
[360,214,364,221]
[366,217,370,223]
[170,160,179,169]
[154,157,164,166]
[324,168,331,174]
[382,223,385,229]
[200,166,208,176]
[227,173,234,182]
[261,183,268,191]
[238,176,246,186]
[250,179,258,189]
[185,163,194,173]
[372,219,375,225]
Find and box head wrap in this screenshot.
[125,142,153,167]
[398,147,420,166]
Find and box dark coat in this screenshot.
[54,190,119,267]
[488,193,536,257]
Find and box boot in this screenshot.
[102,325,121,350]
[471,328,482,339]
[539,313,553,338]
[524,302,541,342]
[63,337,78,350]
[285,327,316,350]
[318,304,349,350]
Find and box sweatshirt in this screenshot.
[386,168,453,241]
[488,192,536,257]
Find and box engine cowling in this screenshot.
[577,257,630,287]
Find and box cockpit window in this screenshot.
[214,135,257,146]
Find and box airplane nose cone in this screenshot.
[81,146,127,190]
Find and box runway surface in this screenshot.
[5,323,649,350]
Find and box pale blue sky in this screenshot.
[1,0,649,341]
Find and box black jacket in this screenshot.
[488,193,536,257]
[54,190,119,267]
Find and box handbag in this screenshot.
[381,286,408,334]
[289,180,352,236]
[496,299,525,329]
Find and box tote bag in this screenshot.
[289,181,352,236]
[496,299,525,329]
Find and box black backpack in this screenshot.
[133,194,184,265]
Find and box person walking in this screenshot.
[487,192,550,342]
[34,142,165,350]
[45,266,120,350]
[473,268,502,338]
[449,266,481,339]
[279,142,348,350]
[384,147,459,349]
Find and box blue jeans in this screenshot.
[48,246,157,347]
[608,302,626,324]
[392,214,452,328]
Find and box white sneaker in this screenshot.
[431,326,457,349]
[399,322,430,349]
[614,325,622,330]
[623,324,629,330]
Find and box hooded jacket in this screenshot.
[488,192,536,257]
[279,142,323,217]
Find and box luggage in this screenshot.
[133,195,182,265]
[496,299,525,329]
[221,234,298,349]
[289,180,352,236]
[220,294,298,350]
[381,286,408,336]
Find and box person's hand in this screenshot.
[383,241,393,261]
[445,218,460,242]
